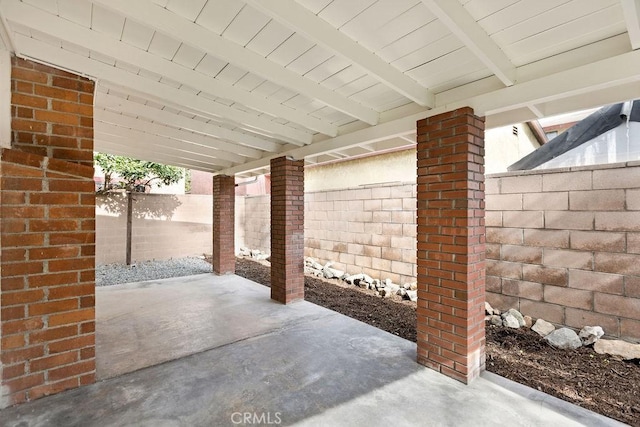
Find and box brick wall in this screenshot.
[96,193,212,265]
[270,157,304,304]
[486,162,640,342]
[415,108,486,384]
[212,175,235,274]
[10,59,93,167]
[1,57,95,407]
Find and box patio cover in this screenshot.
[1,0,640,173]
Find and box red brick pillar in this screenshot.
[270,156,304,304]
[1,57,95,407]
[416,107,486,384]
[212,175,235,274]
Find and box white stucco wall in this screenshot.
[305,149,417,192]
[485,123,541,174]
[304,123,541,191]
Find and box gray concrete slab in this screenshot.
[96,274,334,379]
[0,275,626,427]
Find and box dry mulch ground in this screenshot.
[232,257,640,425]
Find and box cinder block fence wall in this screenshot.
[96,193,212,265]
[306,183,417,284]
[240,161,640,342]
[486,163,640,342]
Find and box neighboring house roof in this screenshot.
[508,100,640,171]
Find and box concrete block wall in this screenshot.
[243,195,270,253]
[239,161,640,341]
[234,196,245,258]
[305,183,417,285]
[96,193,212,265]
[486,162,640,341]
[240,184,417,285]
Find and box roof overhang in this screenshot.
[0,0,638,176]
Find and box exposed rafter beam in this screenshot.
[219,108,424,176]
[245,0,434,108]
[528,105,544,118]
[96,109,252,164]
[96,137,221,172]
[1,0,336,138]
[621,0,640,50]
[473,49,640,115]
[218,48,640,175]
[11,34,307,147]
[95,122,233,168]
[92,0,380,125]
[0,4,14,52]
[420,0,516,86]
[97,93,264,159]
[399,135,416,144]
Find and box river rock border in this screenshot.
[485,302,640,361]
[239,248,639,361]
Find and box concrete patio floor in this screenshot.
[0,274,625,426]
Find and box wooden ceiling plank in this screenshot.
[92,0,381,124]
[246,0,434,108]
[420,0,516,86]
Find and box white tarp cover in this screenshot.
[536,122,640,170]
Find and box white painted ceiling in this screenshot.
[0,0,639,176]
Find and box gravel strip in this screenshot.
[96,257,212,286]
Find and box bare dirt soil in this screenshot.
[232,257,640,425]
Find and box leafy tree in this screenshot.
[94,153,184,265]
[94,153,183,194]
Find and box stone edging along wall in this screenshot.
[240,161,640,341]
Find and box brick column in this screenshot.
[212,175,235,274]
[416,107,486,384]
[1,57,95,407]
[270,156,304,304]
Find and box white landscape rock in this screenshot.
[579,326,604,346]
[506,308,525,327]
[406,290,418,302]
[544,328,582,350]
[385,284,401,296]
[594,339,640,360]
[345,274,375,287]
[532,319,555,337]
[502,313,521,329]
[322,267,344,280]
